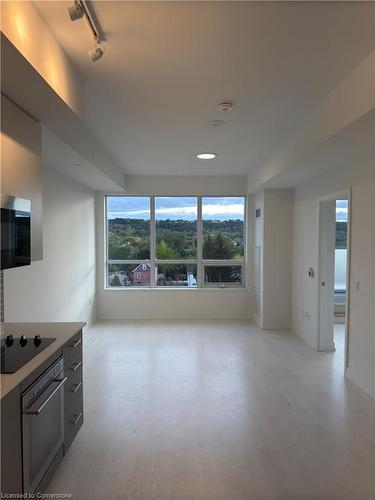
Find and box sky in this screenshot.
[107,196,346,222]
[336,200,348,222]
[107,197,245,221]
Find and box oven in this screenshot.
[22,358,66,494]
[1,196,31,270]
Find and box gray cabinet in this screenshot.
[0,329,84,494]
[63,330,84,454]
[1,386,22,495]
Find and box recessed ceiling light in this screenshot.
[196,153,217,160]
[74,162,86,168]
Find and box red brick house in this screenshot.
[132,263,151,286]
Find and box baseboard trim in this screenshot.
[345,368,375,400]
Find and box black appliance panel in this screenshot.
[1,197,31,270]
[1,337,56,373]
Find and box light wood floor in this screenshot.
[47,320,375,500]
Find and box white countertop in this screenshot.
[1,322,86,399]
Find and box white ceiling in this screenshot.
[34,1,374,177]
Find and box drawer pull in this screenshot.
[70,338,82,349]
[71,412,83,425]
[71,382,82,394]
[71,361,82,372]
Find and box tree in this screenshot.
[203,234,215,259]
[108,217,244,261]
[111,274,122,287]
[156,240,178,259]
[203,232,236,259]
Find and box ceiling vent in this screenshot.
[208,119,226,128]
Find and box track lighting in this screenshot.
[68,0,84,21]
[88,43,104,62]
[67,0,105,62]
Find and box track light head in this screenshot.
[68,1,84,21]
[88,44,104,62]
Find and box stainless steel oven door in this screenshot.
[22,363,66,493]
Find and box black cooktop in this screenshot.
[1,335,56,373]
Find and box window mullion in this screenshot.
[150,195,156,287]
[197,196,203,288]
[104,196,109,288]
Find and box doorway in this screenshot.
[317,191,350,368]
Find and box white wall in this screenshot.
[4,167,96,324]
[1,95,43,261]
[254,191,264,327]
[96,176,253,320]
[1,1,84,117]
[262,189,293,330]
[124,175,248,196]
[292,158,375,398]
[253,189,293,330]
[97,288,252,320]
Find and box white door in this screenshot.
[318,199,336,351]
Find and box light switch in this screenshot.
[355,280,360,291]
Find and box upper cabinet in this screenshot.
[1,94,43,261]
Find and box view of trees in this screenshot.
[204,266,241,284]
[156,264,197,287]
[336,222,347,249]
[156,219,197,259]
[108,218,244,260]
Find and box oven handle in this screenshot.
[23,377,67,416]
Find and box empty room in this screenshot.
[1,1,374,499]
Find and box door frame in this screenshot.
[316,188,351,368]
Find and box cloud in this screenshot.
[108,202,244,220]
[202,203,244,217]
[336,207,348,221]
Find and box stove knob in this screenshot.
[20,335,28,346]
[34,335,41,345]
[5,335,14,346]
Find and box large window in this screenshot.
[105,196,246,288]
[156,197,197,259]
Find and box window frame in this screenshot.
[105,195,247,289]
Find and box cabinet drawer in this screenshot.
[63,332,82,364]
[64,392,83,454]
[64,347,82,376]
[64,366,83,409]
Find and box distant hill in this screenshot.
[108,218,244,260]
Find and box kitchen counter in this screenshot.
[1,322,86,399]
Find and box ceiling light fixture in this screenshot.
[88,42,104,62]
[67,0,105,62]
[196,153,217,160]
[68,0,84,21]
